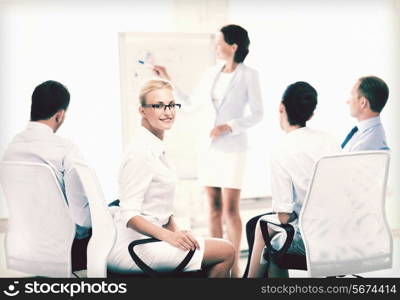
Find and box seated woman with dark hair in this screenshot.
[247,81,340,278]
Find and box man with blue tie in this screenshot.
[342,76,389,151]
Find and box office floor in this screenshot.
[1,198,399,278]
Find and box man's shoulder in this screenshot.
[365,121,386,135]
[48,135,82,156]
[353,121,388,151]
[354,132,388,151]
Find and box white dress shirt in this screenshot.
[271,127,340,217]
[2,122,91,238]
[117,126,178,227]
[342,116,389,152]
[212,70,236,108]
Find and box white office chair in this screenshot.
[0,161,76,277]
[259,151,392,277]
[300,150,392,277]
[72,161,116,278]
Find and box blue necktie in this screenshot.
[341,126,358,149]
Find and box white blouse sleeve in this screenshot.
[270,157,295,214]
[119,152,153,227]
[226,69,263,135]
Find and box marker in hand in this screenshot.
[138,60,155,69]
[138,60,169,79]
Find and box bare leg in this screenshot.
[205,186,223,238]
[248,221,268,278]
[201,238,235,278]
[221,188,242,278]
[248,221,289,278]
[268,261,289,278]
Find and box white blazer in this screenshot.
[174,63,263,153]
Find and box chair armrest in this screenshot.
[259,219,295,264]
[128,238,195,278]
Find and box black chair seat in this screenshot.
[275,254,307,270]
[259,217,308,274]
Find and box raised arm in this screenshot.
[153,64,211,110]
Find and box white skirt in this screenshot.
[107,219,205,274]
[198,149,247,189]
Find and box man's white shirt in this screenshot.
[2,121,91,238]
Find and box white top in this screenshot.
[211,71,236,108]
[117,126,178,227]
[2,122,91,238]
[173,63,263,152]
[342,116,389,152]
[271,127,340,217]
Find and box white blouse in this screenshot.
[211,71,236,108]
[270,127,340,217]
[117,126,178,227]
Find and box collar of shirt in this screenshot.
[216,61,244,73]
[356,116,381,133]
[27,121,54,134]
[273,127,309,156]
[285,126,309,138]
[138,126,165,158]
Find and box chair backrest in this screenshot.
[299,151,392,277]
[72,161,116,278]
[0,161,76,277]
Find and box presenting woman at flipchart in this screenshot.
[107,79,235,277]
[153,24,264,277]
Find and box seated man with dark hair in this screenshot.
[2,80,92,271]
[341,76,389,151]
[246,81,339,278]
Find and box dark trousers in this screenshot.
[71,229,92,271]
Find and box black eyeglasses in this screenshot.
[142,103,182,111]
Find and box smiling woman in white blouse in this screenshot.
[107,79,235,277]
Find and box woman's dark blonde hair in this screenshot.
[139,79,173,105]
